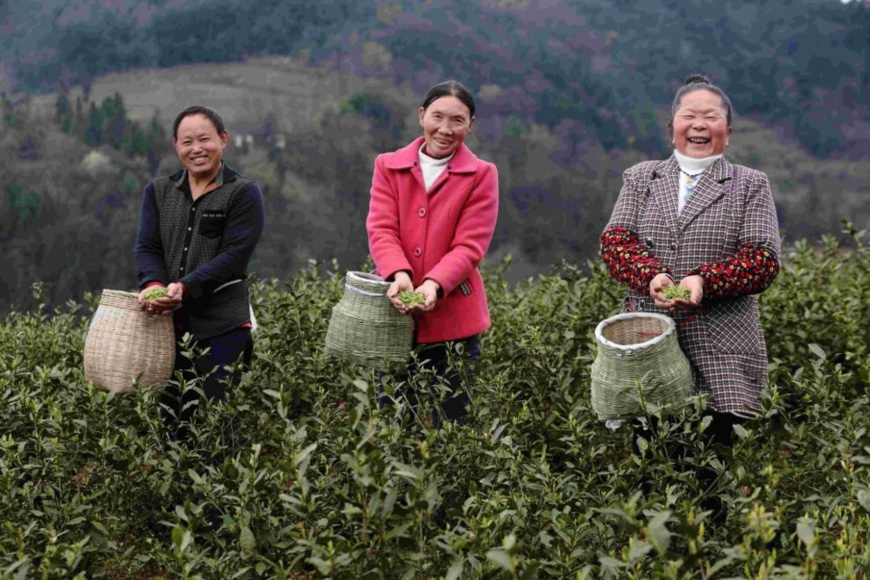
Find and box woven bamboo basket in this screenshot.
[83,290,175,393]
[590,312,693,420]
[324,271,414,368]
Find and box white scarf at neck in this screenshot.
[673,150,722,215]
[673,149,721,175]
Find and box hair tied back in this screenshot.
[684,74,711,86]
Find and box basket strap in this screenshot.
[678,306,706,327]
[214,279,243,293]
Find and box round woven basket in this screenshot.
[590,312,693,420]
[83,290,175,393]
[324,271,414,368]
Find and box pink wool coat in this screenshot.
[366,136,499,344]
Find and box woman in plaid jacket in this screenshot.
[600,75,781,450]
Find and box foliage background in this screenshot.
[1,5,869,573]
[0,0,869,312]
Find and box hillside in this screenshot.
[3,53,869,315]
[31,56,416,131]
[34,55,870,234]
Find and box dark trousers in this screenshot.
[160,326,253,432]
[379,335,481,428]
[634,410,747,523]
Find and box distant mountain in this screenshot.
[2,0,868,159]
[1,46,868,316]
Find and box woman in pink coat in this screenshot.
[366,80,499,425]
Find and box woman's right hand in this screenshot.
[650,273,676,310]
[387,271,415,314]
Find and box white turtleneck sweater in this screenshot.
[419,145,454,192]
[673,150,722,215]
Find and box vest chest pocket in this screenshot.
[199,211,226,238]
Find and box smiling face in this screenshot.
[418,95,474,159]
[671,89,732,158]
[173,113,228,179]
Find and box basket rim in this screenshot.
[347,271,388,285]
[102,289,139,298]
[594,312,676,351]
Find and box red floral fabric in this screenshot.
[599,227,671,294]
[600,228,779,301]
[690,244,780,300]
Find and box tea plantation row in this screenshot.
[0,231,868,578]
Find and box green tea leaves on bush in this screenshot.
[2,245,869,577]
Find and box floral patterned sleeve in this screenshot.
[691,244,780,301]
[600,227,672,294]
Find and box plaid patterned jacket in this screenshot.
[602,155,781,414]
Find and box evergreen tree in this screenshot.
[84,102,102,146]
[145,111,168,173]
[55,83,74,134]
[101,92,126,150]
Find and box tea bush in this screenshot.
[0,228,868,579]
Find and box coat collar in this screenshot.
[384,136,478,173]
[649,155,734,231]
[170,162,241,193]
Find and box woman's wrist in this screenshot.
[391,270,412,284]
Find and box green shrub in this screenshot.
[0,231,868,578]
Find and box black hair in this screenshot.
[172,105,227,140]
[671,74,734,126]
[421,80,476,118]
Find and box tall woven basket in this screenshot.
[590,312,693,420]
[324,271,414,368]
[83,290,175,394]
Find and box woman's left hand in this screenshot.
[671,275,704,310]
[149,282,184,315]
[412,279,440,312]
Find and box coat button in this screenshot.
[645,238,655,248]
[670,243,677,251]
[418,207,426,218]
[413,247,422,257]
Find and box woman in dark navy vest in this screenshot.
[134,105,265,437]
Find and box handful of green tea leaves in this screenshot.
[143,287,169,301]
[663,285,691,301]
[397,290,425,307]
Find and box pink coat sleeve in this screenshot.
[425,161,499,295]
[366,154,413,281]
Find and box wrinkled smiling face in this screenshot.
[418,95,474,159]
[173,113,228,178]
[672,89,731,159]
